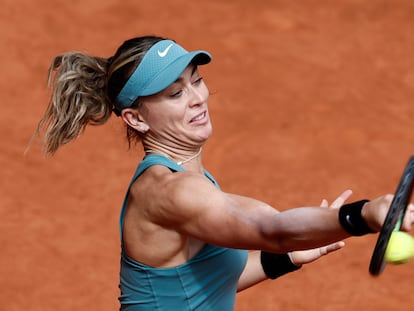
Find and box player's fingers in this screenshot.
[289,241,345,265]
[329,189,353,210]
[320,199,329,208]
[401,203,414,231]
[321,241,346,255]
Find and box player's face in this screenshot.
[139,64,212,147]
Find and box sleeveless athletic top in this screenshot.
[118,155,248,311]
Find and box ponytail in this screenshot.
[33,52,112,155]
[30,35,167,155]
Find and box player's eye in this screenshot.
[193,77,203,85]
[169,89,182,98]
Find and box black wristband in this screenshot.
[338,200,374,236]
[260,252,301,280]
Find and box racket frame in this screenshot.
[369,156,414,276]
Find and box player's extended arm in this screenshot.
[158,171,393,253]
[237,191,350,291]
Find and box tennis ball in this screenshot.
[384,231,414,264]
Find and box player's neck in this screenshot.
[144,147,202,166]
[142,138,202,167]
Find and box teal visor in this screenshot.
[115,40,211,112]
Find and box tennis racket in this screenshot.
[369,156,414,276]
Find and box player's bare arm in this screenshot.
[132,166,388,253]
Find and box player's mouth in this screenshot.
[190,111,207,124]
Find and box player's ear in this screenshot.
[121,108,149,133]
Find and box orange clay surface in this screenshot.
[2,1,414,310]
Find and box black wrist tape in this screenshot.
[260,252,301,280]
[338,199,374,236]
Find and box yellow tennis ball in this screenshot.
[384,231,414,264]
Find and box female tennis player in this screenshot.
[33,35,414,310]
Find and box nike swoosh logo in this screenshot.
[157,44,173,57]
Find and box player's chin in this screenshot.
[194,125,213,141]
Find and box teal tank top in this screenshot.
[119,155,248,310]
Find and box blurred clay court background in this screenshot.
[2,0,414,310]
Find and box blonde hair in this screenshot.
[32,36,166,155]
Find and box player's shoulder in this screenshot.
[130,165,217,217]
[136,164,209,192]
